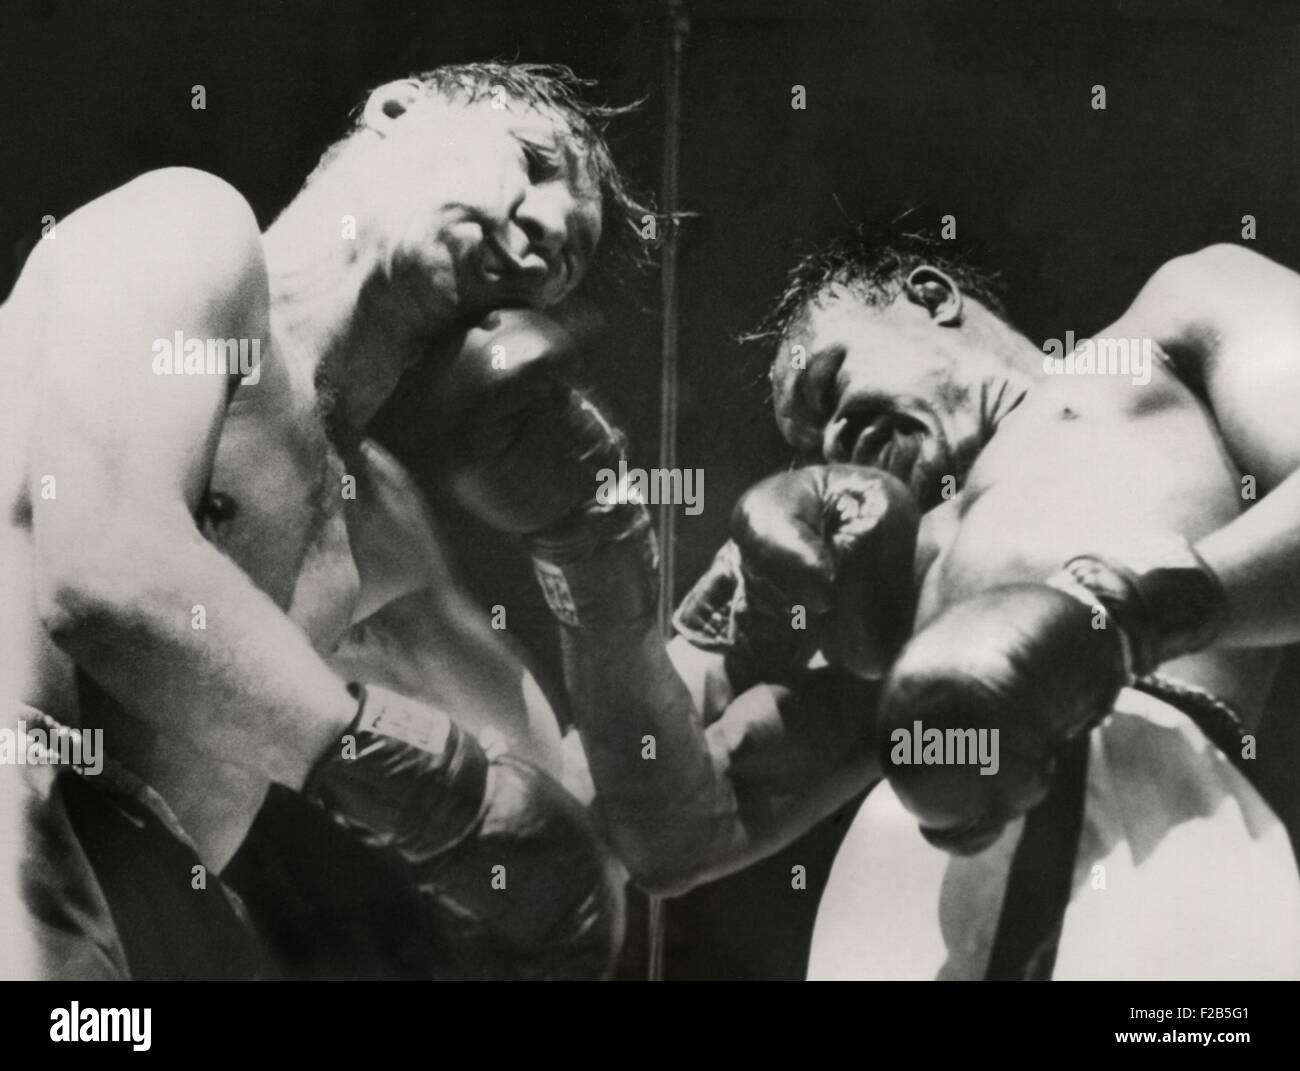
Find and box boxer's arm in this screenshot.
[320,438,564,774]
[1113,244,1300,646]
[691,649,882,881]
[28,169,353,786]
[568,624,878,896]
[557,614,739,895]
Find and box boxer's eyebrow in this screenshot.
[514,128,595,201]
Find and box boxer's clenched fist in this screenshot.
[876,585,1124,855]
[875,535,1231,855]
[729,464,920,682]
[304,683,624,979]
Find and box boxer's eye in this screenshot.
[520,142,561,183]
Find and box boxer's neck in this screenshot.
[947,307,1037,448]
[962,301,1044,382]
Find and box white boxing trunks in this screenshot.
[808,684,1300,980]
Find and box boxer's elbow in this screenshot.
[37,566,141,657]
[600,796,741,897]
[34,531,179,655]
[619,849,711,899]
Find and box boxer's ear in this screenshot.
[903,266,963,326]
[362,79,425,132]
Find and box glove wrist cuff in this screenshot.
[304,683,489,854]
[1051,535,1226,677]
[1045,572,1138,681]
[528,503,658,629]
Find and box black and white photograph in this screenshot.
[0,0,1296,1045]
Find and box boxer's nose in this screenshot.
[772,345,847,459]
[514,186,568,267]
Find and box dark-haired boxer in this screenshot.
[767,237,1300,978]
[0,62,639,979]
[487,233,1300,979]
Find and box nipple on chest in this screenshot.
[196,490,239,540]
[200,491,238,524]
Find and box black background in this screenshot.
[3,0,1299,979]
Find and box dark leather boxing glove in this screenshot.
[876,585,1123,855]
[303,683,624,979]
[877,533,1230,856]
[723,464,921,687]
[433,307,658,631]
[1047,535,1228,681]
[431,307,627,536]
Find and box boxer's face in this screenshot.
[366,93,603,319]
[771,281,1001,509]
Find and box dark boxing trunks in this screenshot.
[16,711,264,980]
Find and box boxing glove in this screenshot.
[433,307,657,630]
[1047,535,1228,680]
[432,308,626,534]
[723,464,921,687]
[303,683,624,979]
[876,585,1123,854]
[877,534,1229,855]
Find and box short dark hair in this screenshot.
[746,223,1007,350]
[314,61,653,274]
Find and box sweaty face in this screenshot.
[769,284,988,509]
[374,96,604,319]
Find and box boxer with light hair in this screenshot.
[0,61,646,980]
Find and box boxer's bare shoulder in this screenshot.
[1,168,272,712]
[1123,243,1300,489]
[1127,243,1292,348]
[22,167,264,316]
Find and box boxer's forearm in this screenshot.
[39,530,354,787]
[559,616,745,896]
[696,673,883,879]
[327,590,565,778]
[1198,466,1300,647]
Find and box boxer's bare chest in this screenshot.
[918,371,1245,619]
[201,335,359,645]
[915,371,1279,717]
